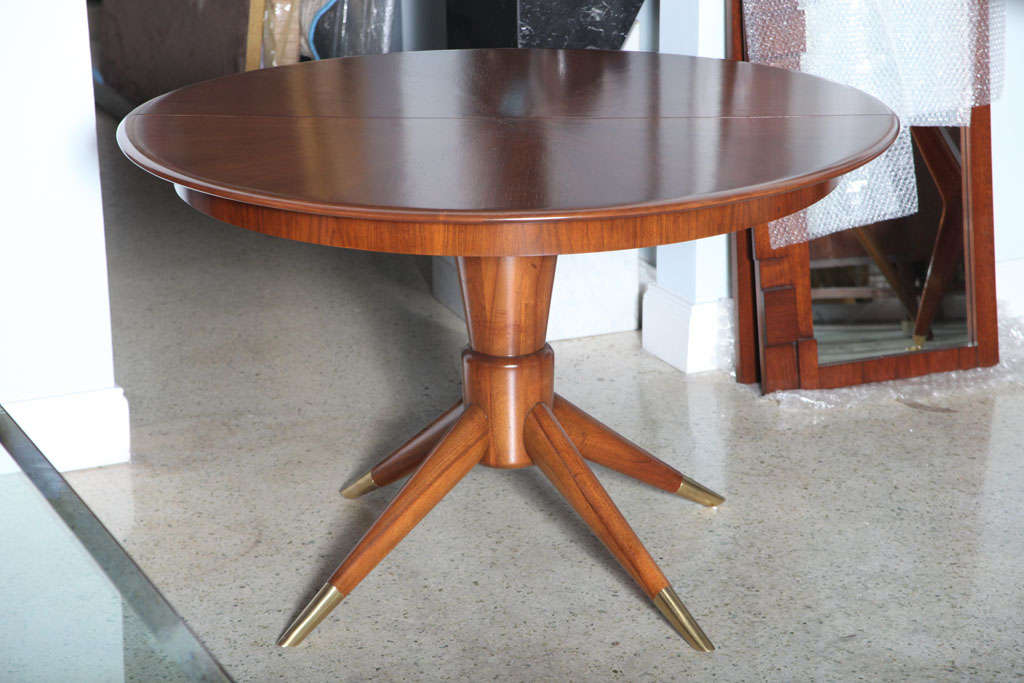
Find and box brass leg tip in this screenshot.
[277,584,344,647]
[676,476,725,507]
[340,471,378,499]
[907,335,927,352]
[653,586,715,652]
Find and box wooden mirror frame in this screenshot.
[727,0,999,393]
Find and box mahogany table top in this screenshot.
[117,49,897,256]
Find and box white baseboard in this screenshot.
[1,387,130,474]
[432,253,641,341]
[642,284,734,374]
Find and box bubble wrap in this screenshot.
[741,0,1005,247]
[766,305,1024,412]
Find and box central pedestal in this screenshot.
[459,255,557,468]
[462,345,553,468]
[278,255,723,653]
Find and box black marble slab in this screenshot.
[446,0,645,50]
[519,0,645,49]
[447,0,517,48]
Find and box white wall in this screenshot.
[0,1,129,471]
[991,1,1024,319]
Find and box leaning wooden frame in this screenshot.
[728,0,999,393]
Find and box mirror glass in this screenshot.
[810,126,971,366]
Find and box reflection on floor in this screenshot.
[65,110,1024,680]
[815,321,970,365]
[0,459,203,682]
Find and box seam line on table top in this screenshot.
[131,112,897,121]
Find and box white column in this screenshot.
[0,1,129,471]
[992,2,1024,319]
[642,0,734,374]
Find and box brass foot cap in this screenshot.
[907,334,927,352]
[277,584,344,647]
[340,471,378,499]
[653,586,715,652]
[676,476,725,507]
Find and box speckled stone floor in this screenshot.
[66,111,1024,681]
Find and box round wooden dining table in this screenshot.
[118,48,897,653]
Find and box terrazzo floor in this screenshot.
[65,111,1024,681]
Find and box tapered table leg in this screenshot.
[278,405,488,647]
[341,401,465,498]
[523,402,714,652]
[552,395,724,507]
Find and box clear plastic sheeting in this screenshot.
[716,298,738,374]
[262,1,302,67]
[741,0,1005,247]
[300,0,397,60]
[767,308,1024,412]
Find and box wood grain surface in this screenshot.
[118,49,898,256]
[552,395,689,493]
[524,402,669,598]
[329,405,488,597]
[370,401,465,487]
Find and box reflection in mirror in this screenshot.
[810,126,970,366]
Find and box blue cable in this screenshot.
[308,0,339,60]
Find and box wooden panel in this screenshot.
[817,347,965,389]
[958,345,979,370]
[762,344,800,393]
[753,223,785,259]
[797,338,819,389]
[965,106,999,367]
[790,242,815,339]
[761,288,800,346]
[731,229,761,383]
[756,256,793,290]
[727,0,746,61]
